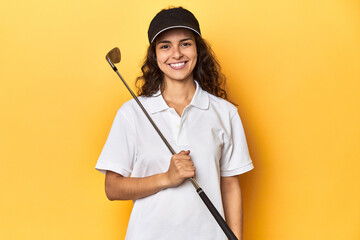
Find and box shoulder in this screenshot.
[117,96,148,113]
[207,93,238,118]
[118,98,137,112]
[113,99,140,127]
[113,97,149,132]
[116,95,156,124]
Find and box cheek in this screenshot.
[156,52,168,67]
[191,52,198,67]
[156,57,165,70]
[191,47,198,64]
[155,52,163,66]
[156,58,167,75]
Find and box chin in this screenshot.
[166,75,193,82]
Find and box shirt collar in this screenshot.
[146,80,209,114]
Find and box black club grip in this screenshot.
[197,188,238,240]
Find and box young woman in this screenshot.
[96,7,254,240]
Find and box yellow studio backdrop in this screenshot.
[0,0,359,239]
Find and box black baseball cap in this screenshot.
[148,7,201,43]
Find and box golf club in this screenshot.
[106,47,238,240]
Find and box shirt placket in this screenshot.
[169,107,189,147]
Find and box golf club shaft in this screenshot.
[108,62,238,240]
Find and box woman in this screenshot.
[96,7,254,240]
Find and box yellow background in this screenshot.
[1,0,359,239]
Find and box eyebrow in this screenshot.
[156,37,194,45]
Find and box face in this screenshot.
[155,28,197,84]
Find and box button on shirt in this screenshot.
[96,81,254,240]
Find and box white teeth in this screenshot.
[170,62,185,68]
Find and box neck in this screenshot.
[162,78,196,104]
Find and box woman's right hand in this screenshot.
[104,150,196,201]
[165,150,196,188]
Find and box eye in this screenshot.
[181,42,191,47]
[159,44,170,49]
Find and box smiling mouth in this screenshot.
[169,61,186,69]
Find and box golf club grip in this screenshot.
[197,188,238,240]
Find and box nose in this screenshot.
[172,46,183,59]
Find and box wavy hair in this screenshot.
[136,33,228,100]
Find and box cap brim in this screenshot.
[151,25,201,43]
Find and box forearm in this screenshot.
[105,171,169,201]
[221,176,243,240]
[105,150,195,201]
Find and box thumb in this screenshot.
[179,150,190,155]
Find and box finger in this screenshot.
[174,159,193,168]
[181,160,194,167]
[178,150,190,155]
[173,154,191,161]
[183,166,196,172]
[182,168,196,178]
[178,167,195,177]
[177,163,195,171]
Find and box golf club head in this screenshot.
[106,47,121,70]
[106,47,121,63]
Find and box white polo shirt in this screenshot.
[96,81,254,240]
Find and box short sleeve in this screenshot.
[95,109,136,177]
[220,111,254,176]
